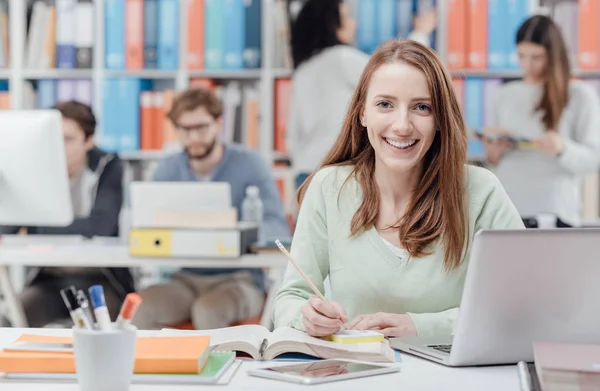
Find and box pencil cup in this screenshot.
[72,324,137,391]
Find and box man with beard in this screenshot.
[131,87,290,330]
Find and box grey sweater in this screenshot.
[489,80,600,226]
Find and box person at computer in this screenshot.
[286,0,437,189]
[0,100,134,327]
[271,39,525,339]
[481,15,600,228]
[131,87,290,330]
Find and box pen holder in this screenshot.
[73,324,137,391]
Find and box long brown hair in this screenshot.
[516,15,571,131]
[298,39,469,271]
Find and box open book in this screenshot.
[161,325,396,363]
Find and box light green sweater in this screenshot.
[272,164,525,336]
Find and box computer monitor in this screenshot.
[0,110,73,227]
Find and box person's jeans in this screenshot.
[131,271,264,330]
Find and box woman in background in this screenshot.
[286,0,437,189]
[482,15,600,227]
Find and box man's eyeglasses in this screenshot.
[175,122,214,136]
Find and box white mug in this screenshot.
[73,324,137,391]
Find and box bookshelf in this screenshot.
[2,0,599,219]
[4,0,288,167]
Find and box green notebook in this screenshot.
[4,351,237,385]
[199,351,236,378]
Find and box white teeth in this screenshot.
[385,138,416,149]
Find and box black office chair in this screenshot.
[521,216,573,229]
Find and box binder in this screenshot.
[223,0,245,70]
[105,0,126,69]
[143,0,159,68]
[243,0,261,68]
[186,0,205,69]
[157,0,179,70]
[56,0,77,68]
[205,0,224,69]
[75,0,94,68]
[126,0,144,69]
[467,0,487,69]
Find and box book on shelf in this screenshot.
[161,324,397,363]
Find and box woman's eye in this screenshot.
[377,101,392,109]
[415,104,432,112]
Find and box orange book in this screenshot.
[0,334,211,374]
[446,0,468,69]
[467,0,487,69]
[244,88,259,149]
[140,91,155,150]
[152,91,165,149]
[126,0,144,70]
[42,6,57,68]
[274,78,292,154]
[187,0,205,69]
[578,0,600,69]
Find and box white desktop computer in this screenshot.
[0,110,73,227]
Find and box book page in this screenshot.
[160,325,269,359]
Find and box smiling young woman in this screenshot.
[272,39,525,339]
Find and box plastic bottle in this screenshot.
[242,185,263,238]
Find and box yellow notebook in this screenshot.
[323,330,385,344]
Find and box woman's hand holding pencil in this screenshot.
[301,297,348,337]
[274,239,348,337]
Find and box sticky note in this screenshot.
[323,330,385,344]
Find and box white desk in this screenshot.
[0,236,288,329]
[0,327,520,391]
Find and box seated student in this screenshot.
[131,88,290,330]
[0,100,134,327]
[271,39,525,338]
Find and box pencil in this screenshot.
[274,239,325,300]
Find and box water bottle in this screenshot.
[242,185,264,239]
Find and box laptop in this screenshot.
[390,228,600,367]
[129,181,233,228]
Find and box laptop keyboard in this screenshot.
[428,344,452,354]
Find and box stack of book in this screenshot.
[521,342,600,391]
[0,334,239,385]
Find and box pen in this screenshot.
[115,293,143,330]
[88,285,112,331]
[60,286,92,330]
[274,239,346,329]
[517,361,532,391]
[76,290,96,330]
[258,338,268,357]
